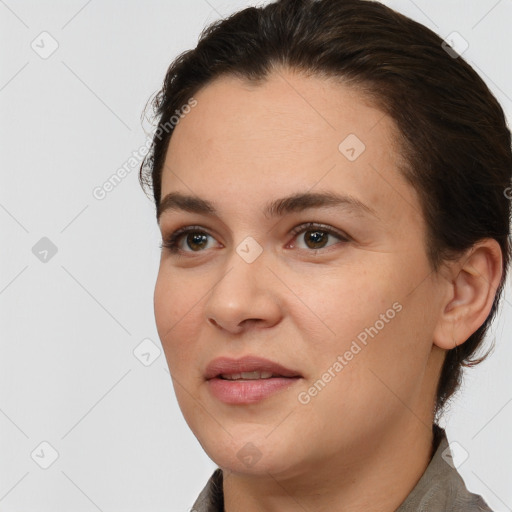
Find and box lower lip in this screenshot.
[207,377,301,404]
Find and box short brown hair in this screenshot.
[139,0,512,419]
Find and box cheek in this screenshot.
[154,266,204,329]
[294,264,393,342]
[153,268,204,371]
[332,290,434,416]
[300,261,429,388]
[154,271,176,342]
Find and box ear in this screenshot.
[433,239,503,350]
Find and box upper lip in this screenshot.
[204,355,302,380]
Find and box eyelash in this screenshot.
[159,222,350,255]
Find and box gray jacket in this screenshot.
[191,425,493,511]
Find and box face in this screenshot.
[154,69,446,479]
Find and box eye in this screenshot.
[288,222,350,251]
[160,226,220,254]
[160,222,350,256]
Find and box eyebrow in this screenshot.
[157,190,379,222]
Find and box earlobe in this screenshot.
[432,239,503,351]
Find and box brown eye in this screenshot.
[185,232,209,251]
[303,230,330,249]
[289,223,350,251]
[160,227,218,254]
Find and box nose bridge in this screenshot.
[217,230,269,290]
[203,240,282,331]
[211,243,269,306]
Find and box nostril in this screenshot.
[207,317,219,327]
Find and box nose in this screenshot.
[203,248,283,334]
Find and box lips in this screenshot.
[204,355,301,380]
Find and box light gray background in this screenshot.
[1,0,511,510]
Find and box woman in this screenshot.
[139,0,511,510]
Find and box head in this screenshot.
[140,0,511,475]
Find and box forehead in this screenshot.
[161,69,421,229]
[167,70,391,160]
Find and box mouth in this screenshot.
[204,355,302,403]
[204,355,302,381]
[219,370,297,380]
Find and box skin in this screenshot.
[153,68,502,512]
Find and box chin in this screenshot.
[199,431,302,477]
